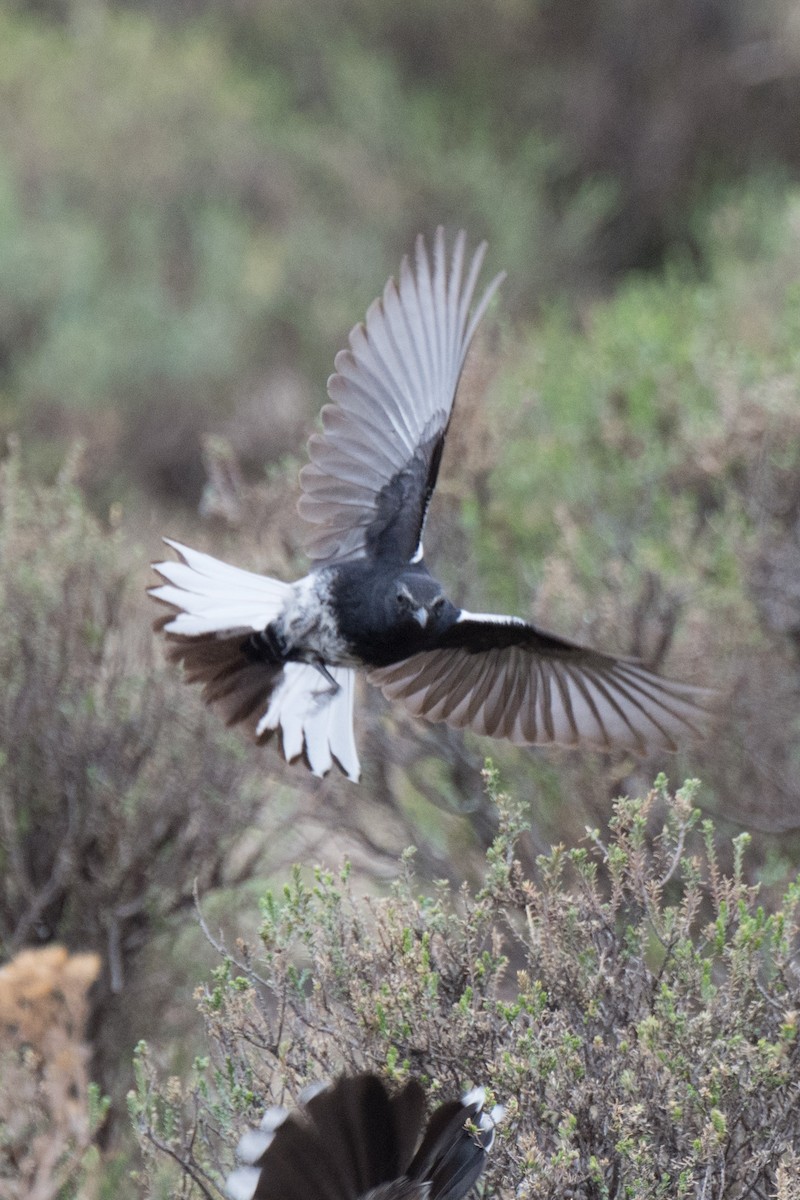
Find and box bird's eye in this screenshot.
[396,590,408,607]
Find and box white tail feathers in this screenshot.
[150,540,361,781]
[255,662,360,780]
[150,538,291,636]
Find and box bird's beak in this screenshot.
[413,606,428,628]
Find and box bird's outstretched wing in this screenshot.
[298,228,505,565]
[369,612,713,754]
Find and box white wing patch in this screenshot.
[456,609,529,627]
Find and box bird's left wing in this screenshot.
[368,612,713,754]
[298,228,504,565]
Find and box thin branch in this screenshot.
[193,879,272,990]
[144,1130,220,1200]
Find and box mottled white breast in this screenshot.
[275,572,356,665]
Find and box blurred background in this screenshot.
[3,0,800,1186]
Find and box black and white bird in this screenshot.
[150,228,710,781]
[225,1073,503,1200]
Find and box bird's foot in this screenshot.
[310,660,341,695]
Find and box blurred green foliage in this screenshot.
[0,442,282,1118]
[470,191,800,614]
[2,0,799,502]
[0,2,596,499]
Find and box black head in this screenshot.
[390,572,458,639]
[327,559,460,667]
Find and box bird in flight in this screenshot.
[225,1072,502,1200]
[150,228,710,781]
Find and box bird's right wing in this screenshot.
[298,228,505,565]
[369,611,713,754]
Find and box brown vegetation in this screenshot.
[0,945,104,1200]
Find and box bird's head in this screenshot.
[392,575,457,636]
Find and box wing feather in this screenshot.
[299,229,505,563]
[226,1074,500,1200]
[559,664,614,747]
[368,613,713,754]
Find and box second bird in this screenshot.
[150,229,710,781]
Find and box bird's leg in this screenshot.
[310,659,341,695]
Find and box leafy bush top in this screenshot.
[131,771,800,1199]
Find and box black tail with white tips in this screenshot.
[226,1073,503,1200]
[409,1085,501,1200]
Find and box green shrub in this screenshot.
[130,770,800,1198]
[0,5,591,500]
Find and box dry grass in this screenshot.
[0,946,105,1200]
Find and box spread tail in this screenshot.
[149,539,360,781]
